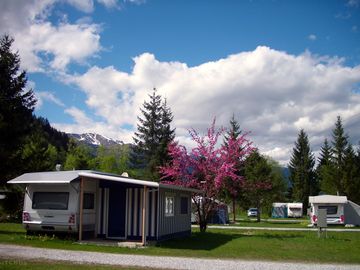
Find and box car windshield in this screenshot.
[249,208,257,211]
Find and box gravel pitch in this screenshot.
[0,243,359,270]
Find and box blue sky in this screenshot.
[1,0,360,164]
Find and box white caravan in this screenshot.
[287,203,303,218]
[21,171,96,233]
[309,195,346,225]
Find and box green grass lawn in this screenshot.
[0,223,359,264]
[229,218,310,228]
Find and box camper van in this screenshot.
[309,195,346,225]
[287,203,303,218]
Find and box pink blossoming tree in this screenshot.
[160,119,254,232]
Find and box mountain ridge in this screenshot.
[68,133,124,147]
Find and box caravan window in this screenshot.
[319,205,338,215]
[32,192,69,210]
[165,196,174,217]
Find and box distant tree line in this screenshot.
[289,116,360,210]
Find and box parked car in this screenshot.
[247,208,258,217]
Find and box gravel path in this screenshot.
[0,244,359,270]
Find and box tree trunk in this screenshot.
[232,199,236,223]
[199,220,207,232]
[256,201,261,222]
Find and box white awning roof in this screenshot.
[7,170,88,184]
[7,170,201,193]
[79,171,159,188]
[309,195,347,204]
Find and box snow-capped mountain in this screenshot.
[68,133,124,147]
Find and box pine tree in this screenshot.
[343,144,360,203]
[132,88,175,180]
[351,143,360,203]
[222,114,244,222]
[288,129,316,214]
[0,35,36,182]
[316,138,335,194]
[318,139,332,167]
[155,98,175,169]
[223,114,242,147]
[331,116,349,195]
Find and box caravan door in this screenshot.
[107,186,126,239]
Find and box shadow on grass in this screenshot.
[156,231,304,251]
[0,230,24,236]
[156,231,236,250]
[241,232,305,240]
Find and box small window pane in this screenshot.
[32,192,69,210]
[165,196,174,216]
[180,197,188,214]
[83,193,94,209]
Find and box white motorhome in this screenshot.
[309,195,346,225]
[287,203,303,218]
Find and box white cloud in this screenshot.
[65,0,122,11]
[308,34,317,41]
[0,0,102,72]
[61,46,360,165]
[352,25,358,32]
[65,0,94,13]
[97,0,120,9]
[35,91,65,109]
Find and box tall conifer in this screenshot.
[331,116,349,195]
[222,114,244,222]
[288,129,316,214]
[0,35,36,182]
[316,138,334,194]
[132,88,175,180]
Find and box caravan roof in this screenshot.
[7,170,201,193]
[287,203,303,207]
[309,195,347,204]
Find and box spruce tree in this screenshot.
[352,143,360,203]
[288,129,316,214]
[222,114,244,222]
[318,139,332,167]
[343,144,360,203]
[0,35,36,182]
[331,116,349,195]
[132,88,175,180]
[155,98,175,168]
[223,114,242,147]
[316,138,335,194]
